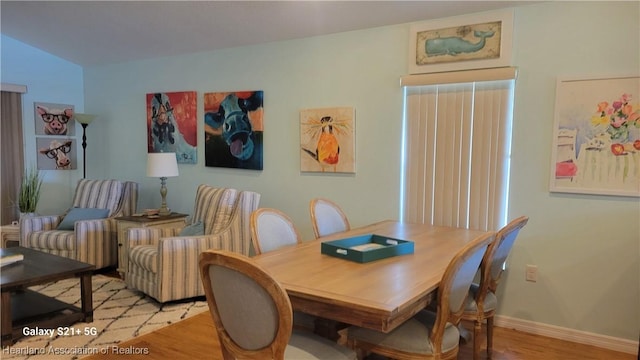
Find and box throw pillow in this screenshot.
[179,221,205,236]
[56,207,110,230]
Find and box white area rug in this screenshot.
[2,275,208,360]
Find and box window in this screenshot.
[400,68,516,231]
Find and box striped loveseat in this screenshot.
[20,179,139,269]
[125,185,260,303]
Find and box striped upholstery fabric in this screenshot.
[129,245,158,273]
[191,185,239,235]
[20,180,139,269]
[71,180,123,216]
[117,181,138,217]
[125,185,260,303]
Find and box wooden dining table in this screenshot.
[252,220,489,334]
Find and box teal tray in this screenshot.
[321,234,414,263]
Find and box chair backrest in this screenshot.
[251,208,302,255]
[482,216,529,294]
[199,250,292,359]
[430,232,495,351]
[72,179,124,216]
[115,181,139,217]
[191,185,240,235]
[309,198,350,239]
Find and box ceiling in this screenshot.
[1,1,534,67]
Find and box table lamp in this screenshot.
[146,152,179,216]
[74,113,97,178]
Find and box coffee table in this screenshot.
[0,247,95,347]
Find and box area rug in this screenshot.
[2,275,208,360]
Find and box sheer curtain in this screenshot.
[400,68,516,231]
[1,90,24,224]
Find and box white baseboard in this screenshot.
[494,315,639,355]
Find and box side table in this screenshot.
[115,213,188,278]
[1,224,19,248]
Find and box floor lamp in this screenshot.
[74,113,96,179]
[147,152,179,216]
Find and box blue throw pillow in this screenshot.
[56,207,110,230]
[179,221,204,236]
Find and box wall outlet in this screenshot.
[526,264,538,282]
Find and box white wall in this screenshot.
[502,1,639,342]
[2,1,638,343]
[0,35,85,215]
[82,23,407,236]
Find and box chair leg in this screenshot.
[473,320,482,360]
[487,316,494,358]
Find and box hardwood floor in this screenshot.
[455,321,636,360]
[84,312,636,360]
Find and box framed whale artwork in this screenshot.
[408,9,513,74]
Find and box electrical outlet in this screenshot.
[526,265,538,282]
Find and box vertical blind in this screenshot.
[1,90,25,224]
[401,69,516,231]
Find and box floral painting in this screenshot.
[550,76,640,197]
[203,91,263,170]
[300,107,355,173]
[146,91,197,164]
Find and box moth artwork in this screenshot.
[146,91,197,164]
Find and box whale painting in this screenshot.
[425,30,495,56]
[408,9,513,74]
[417,21,502,65]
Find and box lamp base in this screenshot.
[158,176,171,217]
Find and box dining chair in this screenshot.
[347,231,495,360]
[250,208,317,332]
[250,208,302,255]
[309,198,350,239]
[461,216,529,360]
[199,250,357,360]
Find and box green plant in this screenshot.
[18,166,43,213]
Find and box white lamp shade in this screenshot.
[74,113,97,125]
[147,153,179,177]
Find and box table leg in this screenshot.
[79,274,93,322]
[1,290,12,346]
[314,318,348,341]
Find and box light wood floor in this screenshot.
[84,311,636,360]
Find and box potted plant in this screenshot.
[18,166,43,216]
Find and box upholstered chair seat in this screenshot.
[20,179,138,269]
[125,185,260,303]
[348,310,460,356]
[464,283,498,313]
[287,330,357,359]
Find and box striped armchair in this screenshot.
[20,179,139,269]
[125,185,260,303]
